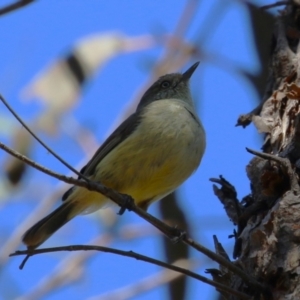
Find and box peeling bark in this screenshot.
[213,2,300,299]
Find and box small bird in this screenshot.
[23,62,206,249]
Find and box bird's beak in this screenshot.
[182,62,200,82]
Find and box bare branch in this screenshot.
[0,85,271,295]
[261,1,290,10]
[182,235,270,295]
[246,147,300,192]
[236,102,264,128]
[0,0,34,16]
[0,140,268,293]
[0,94,86,180]
[0,140,130,208]
[10,245,251,300]
[17,227,160,300]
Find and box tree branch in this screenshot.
[0,139,269,293]
[261,1,290,10]
[236,101,264,128]
[10,245,251,300]
[0,92,270,294]
[0,94,85,180]
[246,147,300,192]
[0,0,35,16]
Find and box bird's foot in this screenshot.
[169,226,186,243]
[117,194,135,215]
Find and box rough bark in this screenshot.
[212,2,300,299]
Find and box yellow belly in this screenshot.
[69,99,205,212]
[95,100,204,205]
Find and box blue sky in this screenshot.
[0,0,273,299]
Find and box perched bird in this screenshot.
[23,62,206,249]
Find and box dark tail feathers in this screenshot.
[22,201,77,249]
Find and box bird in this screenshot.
[22,62,206,249]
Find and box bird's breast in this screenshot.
[94,99,206,202]
[141,99,204,149]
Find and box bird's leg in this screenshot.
[169,225,186,243]
[117,194,135,215]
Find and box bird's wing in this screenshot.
[62,112,141,201]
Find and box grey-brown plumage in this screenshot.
[22,62,206,249]
[23,202,75,249]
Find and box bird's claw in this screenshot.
[170,227,186,243]
[117,194,135,215]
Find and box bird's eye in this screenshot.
[161,81,171,88]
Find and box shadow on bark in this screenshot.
[212,2,300,299]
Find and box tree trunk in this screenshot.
[212,2,300,299]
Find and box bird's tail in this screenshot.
[22,200,83,250]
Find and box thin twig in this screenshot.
[246,147,300,192]
[0,0,34,16]
[0,94,87,180]
[0,141,268,293]
[10,245,251,300]
[246,147,286,165]
[17,228,158,300]
[181,236,269,294]
[236,102,264,128]
[0,97,267,292]
[261,1,290,10]
[0,95,174,238]
[0,141,128,206]
[0,141,187,240]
